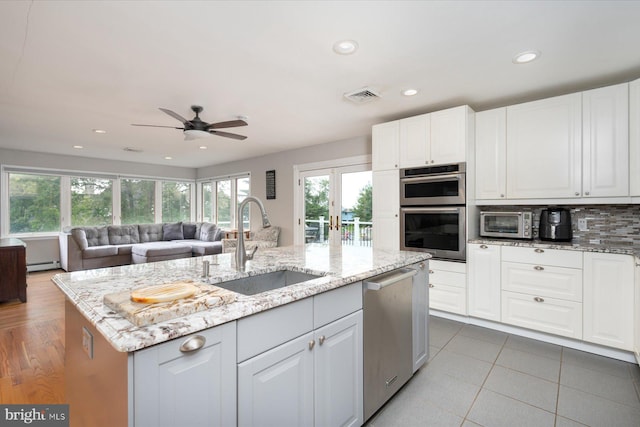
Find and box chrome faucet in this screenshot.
[235,196,271,271]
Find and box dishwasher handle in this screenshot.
[364,269,417,291]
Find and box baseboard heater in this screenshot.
[27,260,61,272]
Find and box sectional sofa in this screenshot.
[59,222,224,272]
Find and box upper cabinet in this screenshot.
[476,82,631,202]
[399,114,430,168]
[631,78,640,197]
[506,92,583,199]
[430,106,473,165]
[372,120,400,171]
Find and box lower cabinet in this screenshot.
[468,243,501,321]
[583,252,635,351]
[635,261,640,365]
[429,260,467,315]
[133,321,238,427]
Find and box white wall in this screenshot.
[197,136,371,246]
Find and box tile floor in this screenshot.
[367,316,640,427]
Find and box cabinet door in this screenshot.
[399,114,430,168]
[372,170,399,250]
[133,322,237,427]
[430,106,468,164]
[372,121,400,170]
[583,252,634,351]
[238,332,314,427]
[631,78,640,196]
[314,311,363,427]
[582,83,629,197]
[506,93,582,198]
[635,261,640,365]
[412,261,428,372]
[468,243,501,321]
[475,108,506,200]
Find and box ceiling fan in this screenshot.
[132,105,247,140]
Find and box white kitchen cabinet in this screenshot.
[468,243,501,321]
[428,260,467,315]
[412,261,429,372]
[399,113,430,168]
[430,105,472,165]
[583,252,634,351]
[372,120,400,171]
[506,92,582,199]
[582,83,629,197]
[631,78,640,197]
[372,169,400,250]
[635,260,640,366]
[475,108,506,200]
[133,322,237,427]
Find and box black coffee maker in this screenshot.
[539,208,572,242]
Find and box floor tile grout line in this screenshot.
[554,347,564,427]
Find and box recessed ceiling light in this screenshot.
[199,146,208,150]
[164,156,173,160]
[333,39,358,55]
[92,129,107,134]
[513,50,541,64]
[73,145,84,149]
[402,89,419,97]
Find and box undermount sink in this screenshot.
[214,270,323,296]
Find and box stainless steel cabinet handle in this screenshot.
[534,265,544,271]
[480,245,488,249]
[179,335,206,353]
[534,297,544,303]
[318,336,326,345]
[309,340,315,350]
[534,248,544,253]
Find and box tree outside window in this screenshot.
[71,177,113,226]
[9,173,61,233]
[121,178,155,224]
[162,181,191,223]
[216,180,232,228]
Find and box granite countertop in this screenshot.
[53,244,430,353]
[469,237,640,260]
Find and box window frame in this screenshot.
[197,172,251,229]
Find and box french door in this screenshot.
[296,163,371,247]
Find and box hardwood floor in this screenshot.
[0,269,65,404]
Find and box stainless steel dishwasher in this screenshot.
[363,267,417,421]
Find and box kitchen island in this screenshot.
[53,244,430,427]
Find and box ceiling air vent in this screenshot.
[123,147,143,153]
[344,87,381,104]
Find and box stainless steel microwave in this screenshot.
[480,211,533,239]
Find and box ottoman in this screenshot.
[131,242,192,264]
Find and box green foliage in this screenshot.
[9,173,61,233]
[162,181,191,223]
[352,183,372,221]
[304,177,329,220]
[121,179,155,224]
[71,177,113,226]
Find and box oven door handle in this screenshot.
[400,206,462,213]
[400,174,461,184]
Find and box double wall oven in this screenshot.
[400,163,466,261]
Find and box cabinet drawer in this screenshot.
[429,284,466,315]
[429,269,466,289]
[313,282,362,329]
[501,262,582,302]
[429,260,466,274]
[237,298,313,362]
[502,291,582,339]
[501,246,582,268]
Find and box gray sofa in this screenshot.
[59,222,224,272]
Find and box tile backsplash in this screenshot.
[478,205,640,247]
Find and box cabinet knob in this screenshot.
[575,192,580,196]
[429,270,434,274]
[534,248,544,253]
[533,297,545,303]
[534,265,544,271]
[179,335,206,353]
[419,262,425,270]
[429,284,435,288]
[308,340,315,350]
[431,160,435,164]
[500,194,505,198]
[585,191,590,196]
[480,245,488,249]
[318,336,326,345]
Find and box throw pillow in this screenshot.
[163,222,184,240]
[182,223,197,239]
[199,223,217,241]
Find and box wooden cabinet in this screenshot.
[428,260,467,315]
[506,92,582,199]
[133,322,237,427]
[631,78,640,197]
[582,83,629,197]
[0,238,27,303]
[399,114,430,168]
[237,283,363,427]
[468,243,501,321]
[372,170,400,250]
[475,108,507,200]
[583,252,634,351]
[372,120,400,170]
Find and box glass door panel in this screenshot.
[339,170,372,247]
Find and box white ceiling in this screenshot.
[1,1,640,169]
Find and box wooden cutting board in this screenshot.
[103,280,237,327]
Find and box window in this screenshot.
[200,174,250,229]
[120,178,155,224]
[216,180,232,228]
[71,177,113,226]
[8,173,61,233]
[237,176,250,229]
[202,182,214,222]
[162,181,191,223]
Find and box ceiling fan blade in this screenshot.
[206,119,248,130]
[131,124,184,129]
[159,108,189,124]
[209,130,247,140]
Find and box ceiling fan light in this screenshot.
[184,129,211,140]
